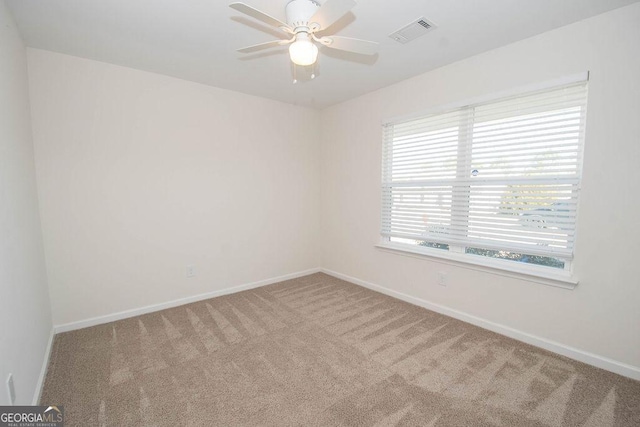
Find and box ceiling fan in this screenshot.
[229,0,379,69]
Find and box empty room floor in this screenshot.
[41,273,640,426]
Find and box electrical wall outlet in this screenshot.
[438,271,448,287]
[186,265,196,278]
[6,373,15,405]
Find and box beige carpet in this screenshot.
[41,273,640,426]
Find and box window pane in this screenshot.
[390,237,449,250]
[386,110,462,182]
[471,91,584,179]
[465,247,565,268]
[467,183,576,251]
[384,184,454,241]
[418,241,449,250]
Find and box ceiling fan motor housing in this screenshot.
[286,0,320,30]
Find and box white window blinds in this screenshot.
[382,81,588,263]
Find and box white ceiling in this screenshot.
[6,0,638,109]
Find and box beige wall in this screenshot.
[27,49,321,326]
[0,1,52,405]
[320,3,640,371]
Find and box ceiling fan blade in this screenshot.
[309,0,357,31]
[229,3,291,31]
[237,39,293,53]
[318,36,378,55]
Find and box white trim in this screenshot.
[32,327,55,405]
[320,268,640,381]
[375,242,578,289]
[53,268,321,333]
[383,71,589,125]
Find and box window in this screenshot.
[381,80,588,277]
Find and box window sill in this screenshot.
[375,242,578,290]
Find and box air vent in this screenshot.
[389,17,436,44]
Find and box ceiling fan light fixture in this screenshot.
[231,0,379,75]
[289,33,318,66]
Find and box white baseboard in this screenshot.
[32,327,55,405]
[48,266,640,381]
[54,268,321,334]
[321,268,640,381]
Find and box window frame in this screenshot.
[378,73,589,289]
